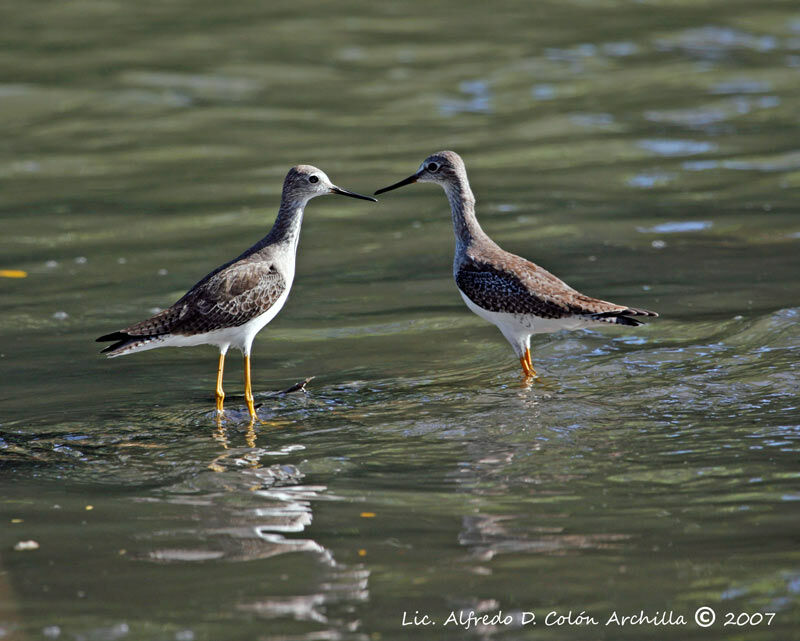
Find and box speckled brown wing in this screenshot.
[456,251,649,320]
[122,260,286,337]
[457,260,579,318]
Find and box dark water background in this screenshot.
[1,1,799,639]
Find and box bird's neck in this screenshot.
[445,178,484,252]
[266,199,306,253]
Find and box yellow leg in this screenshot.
[215,352,226,413]
[244,354,259,422]
[519,349,539,380]
[524,347,538,378]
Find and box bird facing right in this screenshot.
[375,150,657,380]
[97,165,376,421]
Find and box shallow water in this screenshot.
[2,1,799,640]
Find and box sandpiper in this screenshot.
[97,165,376,420]
[375,151,657,380]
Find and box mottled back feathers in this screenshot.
[98,259,286,352]
[456,247,657,323]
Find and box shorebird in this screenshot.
[375,151,657,380]
[97,165,376,420]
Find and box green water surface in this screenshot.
[1,1,799,640]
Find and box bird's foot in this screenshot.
[245,396,270,426]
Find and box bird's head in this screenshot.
[283,165,377,204]
[374,151,467,195]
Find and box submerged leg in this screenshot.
[215,350,227,413]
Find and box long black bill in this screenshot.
[330,186,378,202]
[374,173,420,195]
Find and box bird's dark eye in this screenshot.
[427,162,439,172]
[309,175,319,184]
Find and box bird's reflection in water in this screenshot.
[212,418,257,451]
[138,439,369,634]
[211,395,307,449]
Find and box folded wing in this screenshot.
[97,261,286,353]
[456,255,657,324]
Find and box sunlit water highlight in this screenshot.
[2,1,799,640]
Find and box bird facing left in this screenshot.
[96,165,377,422]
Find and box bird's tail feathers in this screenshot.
[587,307,658,327]
[96,331,159,357]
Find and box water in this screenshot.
[2,1,799,639]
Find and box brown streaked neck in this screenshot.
[444,176,485,252]
[264,197,306,251]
